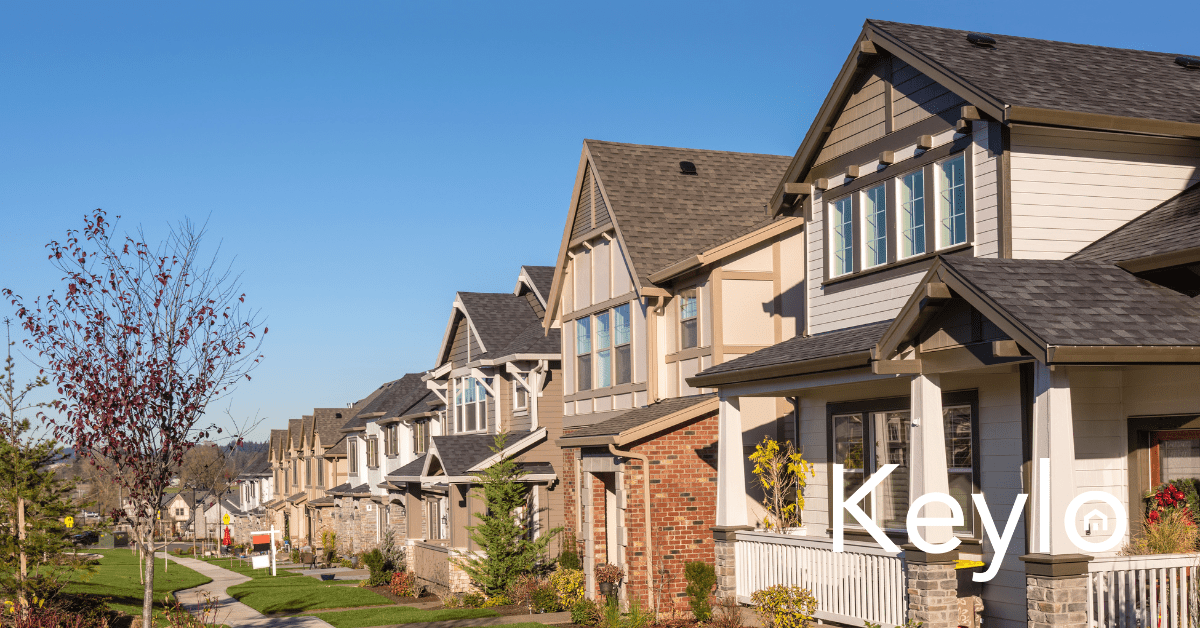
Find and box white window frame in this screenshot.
[830,195,855,277]
[679,290,699,350]
[863,184,888,269]
[455,376,489,434]
[898,168,926,260]
[512,378,528,412]
[936,154,968,250]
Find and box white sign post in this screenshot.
[250,525,282,576]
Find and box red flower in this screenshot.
[1149,510,1161,524]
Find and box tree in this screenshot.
[4,209,267,625]
[0,322,79,604]
[456,433,560,596]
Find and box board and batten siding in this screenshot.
[1009,125,1200,259]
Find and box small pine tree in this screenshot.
[456,433,561,596]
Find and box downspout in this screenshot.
[530,359,548,430]
[608,443,653,611]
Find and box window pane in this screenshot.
[615,344,632,385]
[864,185,887,268]
[1161,438,1200,482]
[681,319,698,350]
[832,197,854,276]
[938,155,967,247]
[900,170,925,258]
[576,318,591,356]
[466,403,476,432]
[595,312,611,350]
[681,296,697,322]
[614,304,631,346]
[597,348,612,388]
[874,411,910,530]
[833,413,865,508]
[944,405,973,470]
[577,354,592,391]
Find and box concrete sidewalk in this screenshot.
[159,552,334,627]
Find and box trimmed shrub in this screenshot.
[558,531,581,570]
[532,585,560,613]
[684,561,717,621]
[390,570,419,598]
[571,598,602,626]
[461,592,486,608]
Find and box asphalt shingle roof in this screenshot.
[584,140,791,284]
[312,408,352,448]
[489,321,561,359]
[399,392,441,418]
[1072,183,1200,265]
[327,482,352,493]
[431,434,503,476]
[564,394,717,439]
[341,374,427,431]
[522,266,556,303]
[870,20,1200,125]
[388,454,428,479]
[944,257,1200,346]
[695,321,892,379]
[458,292,542,358]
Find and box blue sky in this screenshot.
[0,1,1182,442]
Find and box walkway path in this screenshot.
[158,552,334,627]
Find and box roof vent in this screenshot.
[1177,56,1200,69]
[966,33,996,47]
[679,161,698,175]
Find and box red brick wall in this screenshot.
[562,411,719,612]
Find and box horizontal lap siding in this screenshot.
[572,168,594,239]
[1010,126,1200,260]
[891,58,965,131]
[450,317,470,368]
[815,59,888,165]
[973,122,1001,258]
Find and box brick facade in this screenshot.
[562,412,719,613]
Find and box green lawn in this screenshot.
[62,549,212,626]
[226,574,393,613]
[309,606,503,628]
[194,555,304,579]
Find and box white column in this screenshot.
[909,373,952,545]
[1030,363,1077,554]
[716,395,749,527]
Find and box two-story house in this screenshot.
[394,265,563,595]
[543,140,811,609]
[230,451,273,544]
[686,21,1200,628]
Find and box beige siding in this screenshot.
[815,58,888,165]
[1010,126,1200,259]
[779,231,804,341]
[972,121,1001,258]
[891,59,966,132]
[593,239,611,302]
[449,317,469,369]
[573,248,591,310]
[721,278,774,346]
[572,167,593,239]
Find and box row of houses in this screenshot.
[223,19,1198,628]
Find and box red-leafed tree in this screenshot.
[3,209,266,625]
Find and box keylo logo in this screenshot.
[831,458,1127,582]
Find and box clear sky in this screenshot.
[0,1,1184,442]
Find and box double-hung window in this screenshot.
[455,377,488,433]
[316,457,325,488]
[306,459,312,486]
[938,154,967,248]
[348,439,358,475]
[680,291,698,350]
[513,380,528,411]
[830,392,977,536]
[595,311,612,388]
[614,303,632,385]
[864,184,887,268]
[367,438,379,468]
[576,318,592,392]
[414,420,429,454]
[292,460,298,485]
[831,196,855,277]
[899,170,926,258]
[386,424,399,457]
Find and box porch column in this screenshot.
[1021,363,1091,628]
[713,394,751,601]
[905,373,958,628]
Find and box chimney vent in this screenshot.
[966,33,996,47]
[1176,56,1200,69]
[679,161,698,175]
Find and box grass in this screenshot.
[62,549,212,626]
[193,555,305,579]
[226,574,393,613]
[309,606,503,628]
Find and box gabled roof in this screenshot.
[770,20,1200,212]
[312,408,352,448]
[287,419,302,451]
[240,450,271,476]
[689,320,892,387]
[583,140,791,286]
[869,20,1200,130]
[269,430,287,462]
[558,394,718,447]
[1071,182,1200,270]
[323,437,347,458]
[397,392,441,419]
[387,454,428,481]
[485,322,561,362]
[300,415,313,449]
[341,374,427,432]
[458,292,541,358]
[520,266,555,304]
[429,434,499,477]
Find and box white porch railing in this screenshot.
[1088,553,1200,628]
[735,531,907,628]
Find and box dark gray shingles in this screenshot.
[313,408,353,447]
[522,266,556,303]
[584,140,791,284]
[327,482,352,493]
[458,292,541,358]
[516,461,555,476]
[945,257,1200,346]
[341,373,427,431]
[432,434,504,476]
[489,321,561,360]
[388,454,428,478]
[695,321,892,379]
[400,392,442,418]
[564,394,716,439]
[870,20,1200,125]
[1072,183,1200,264]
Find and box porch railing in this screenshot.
[735,530,907,628]
[1088,553,1200,628]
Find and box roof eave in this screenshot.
[687,352,873,389]
[1049,345,1200,364]
[1009,108,1200,140]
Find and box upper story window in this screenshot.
[367,437,379,469]
[292,460,298,485]
[899,170,926,259]
[385,424,399,457]
[414,420,430,454]
[613,303,631,385]
[305,458,312,487]
[576,318,592,392]
[827,151,970,279]
[595,311,612,388]
[937,154,967,248]
[680,292,698,350]
[513,379,528,411]
[175,507,184,516]
[348,438,358,475]
[455,377,489,433]
[316,457,325,488]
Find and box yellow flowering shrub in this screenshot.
[750,585,817,628]
[549,566,586,608]
[748,437,815,531]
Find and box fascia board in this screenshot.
[544,149,592,335]
[934,264,1050,363]
[686,353,873,389]
[875,261,948,360]
[584,142,645,298]
[555,435,617,447]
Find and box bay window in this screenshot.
[576,318,592,392]
[455,377,489,433]
[830,391,978,536]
